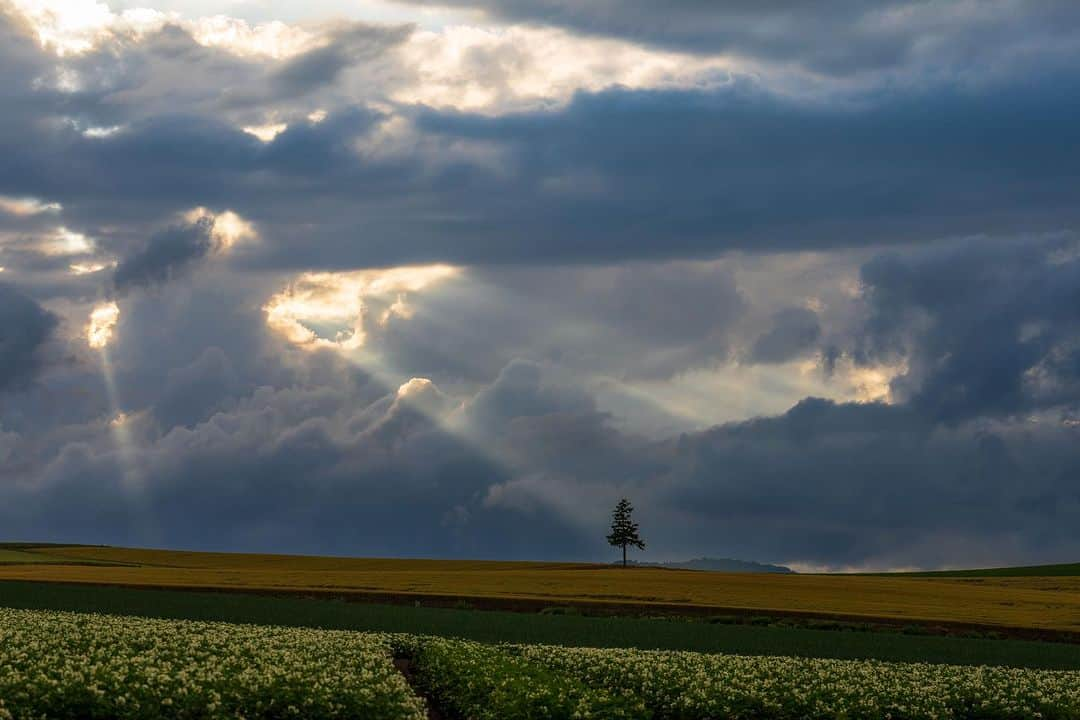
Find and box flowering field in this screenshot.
[511,642,1080,719]
[6,608,1080,719]
[406,637,1080,720]
[404,634,648,719]
[0,608,426,720]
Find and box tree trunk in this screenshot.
[622,544,627,568]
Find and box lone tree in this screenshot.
[607,497,645,567]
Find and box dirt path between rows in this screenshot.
[394,657,445,720]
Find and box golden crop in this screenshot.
[4,545,1080,632]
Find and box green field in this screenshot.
[3,579,1080,670]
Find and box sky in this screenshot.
[2,1,1080,571]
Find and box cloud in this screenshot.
[392,24,732,111]
[3,2,1080,571]
[750,306,821,364]
[391,0,1080,78]
[152,346,239,429]
[0,282,59,391]
[3,7,1080,271]
[5,0,319,59]
[271,22,411,98]
[0,194,61,216]
[4,317,1080,570]
[345,260,745,384]
[848,234,1080,421]
[85,301,118,349]
[649,397,1080,569]
[1,369,593,559]
[263,264,459,351]
[111,216,217,293]
[466,359,594,433]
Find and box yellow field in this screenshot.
[2,545,1080,632]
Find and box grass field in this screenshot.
[3,579,1080,669]
[4,545,1080,633]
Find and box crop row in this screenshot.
[406,637,1080,719]
[514,641,1080,719]
[406,635,646,719]
[0,608,426,720]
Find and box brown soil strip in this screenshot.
[393,657,445,720]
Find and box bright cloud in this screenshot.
[38,227,95,256]
[9,0,122,55]
[11,0,739,114]
[624,354,906,429]
[0,195,62,216]
[242,122,288,142]
[9,0,318,57]
[844,361,907,404]
[182,207,258,250]
[185,15,319,59]
[69,260,114,275]
[394,25,734,111]
[86,301,119,349]
[264,264,459,351]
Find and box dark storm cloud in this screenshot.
[850,235,1080,422]
[3,331,1080,568]
[122,76,1080,265]
[466,359,594,433]
[750,307,821,364]
[472,368,1080,569]
[271,23,412,98]
[102,268,304,425]
[466,360,660,486]
[0,283,59,391]
[112,218,216,293]
[2,5,1080,269]
[152,347,239,429]
[395,0,1080,75]
[654,397,1080,569]
[0,369,594,559]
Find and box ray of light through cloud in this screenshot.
[2,0,1080,572]
[86,303,139,485]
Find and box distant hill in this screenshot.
[625,557,795,574]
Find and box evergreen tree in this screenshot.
[606,497,645,567]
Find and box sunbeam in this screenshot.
[86,301,159,543]
[88,305,137,484]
